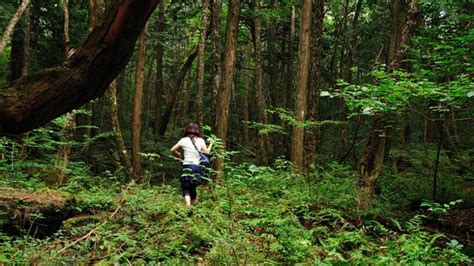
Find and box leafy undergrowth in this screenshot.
[0,161,471,264]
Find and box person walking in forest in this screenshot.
[170,123,214,206]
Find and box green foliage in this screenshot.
[1,160,471,264]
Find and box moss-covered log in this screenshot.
[0,187,75,237]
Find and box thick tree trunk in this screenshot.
[387,0,403,69]
[131,25,148,179]
[0,0,31,55]
[196,0,210,125]
[0,0,160,134]
[153,0,165,134]
[108,80,133,178]
[215,0,241,173]
[253,0,269,165]
[305,0,325,167]
[290,0,313,171]
[158,48,198,136]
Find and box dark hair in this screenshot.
[183,122,201,137]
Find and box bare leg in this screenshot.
[184,195,192,206]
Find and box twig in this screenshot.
[57,181,135,254]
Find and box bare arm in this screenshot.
[170,143,182,158]
[201,140,215,154]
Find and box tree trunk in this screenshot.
[286,6,295,110]
[346,0,362,83]
[0,0,31,55]
[387,0,403,69]
[158,48,198,136]
[284,6,296,158]
[108,80,134,178]
[56,0,75,185]
[243,68,250,146]
[131,24,148,179]
[290,0,313,171]
[267,0,278,109]
[253,0,269,165]
[153,0,165,134]
[305,0,325,167]
[358,0,420,209]
[210,0,222,127]
[215,0,241,173]
[358,117,386,210]
[180,74,190,122]
[195,0,210,125]
[9,5,31,82]
[0,0,160,134]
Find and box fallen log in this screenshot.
[0,187,76,237]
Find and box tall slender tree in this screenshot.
[305,0,325,167]
[291,0,313,170]
[131,23,148,179]
[215,0,241,172]
[109,80,134,178]
[210,0,222,126]
[253,0,269,164]
[154,0,166,134]
[195,0,211,125]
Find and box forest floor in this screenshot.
[0,161,473,264]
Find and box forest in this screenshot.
[0,0,473,263]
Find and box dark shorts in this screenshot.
[180,164,206,200]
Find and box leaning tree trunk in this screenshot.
[108,80,134,178]
[0,0,31,55]
[158,49,198,136]
[215,0,241,174]
[0,0,160,134]
[131,25,148,179]
[304,0,325,167]
[195,0,210,125]
[253,0,269,165]
[290,0,313,171]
